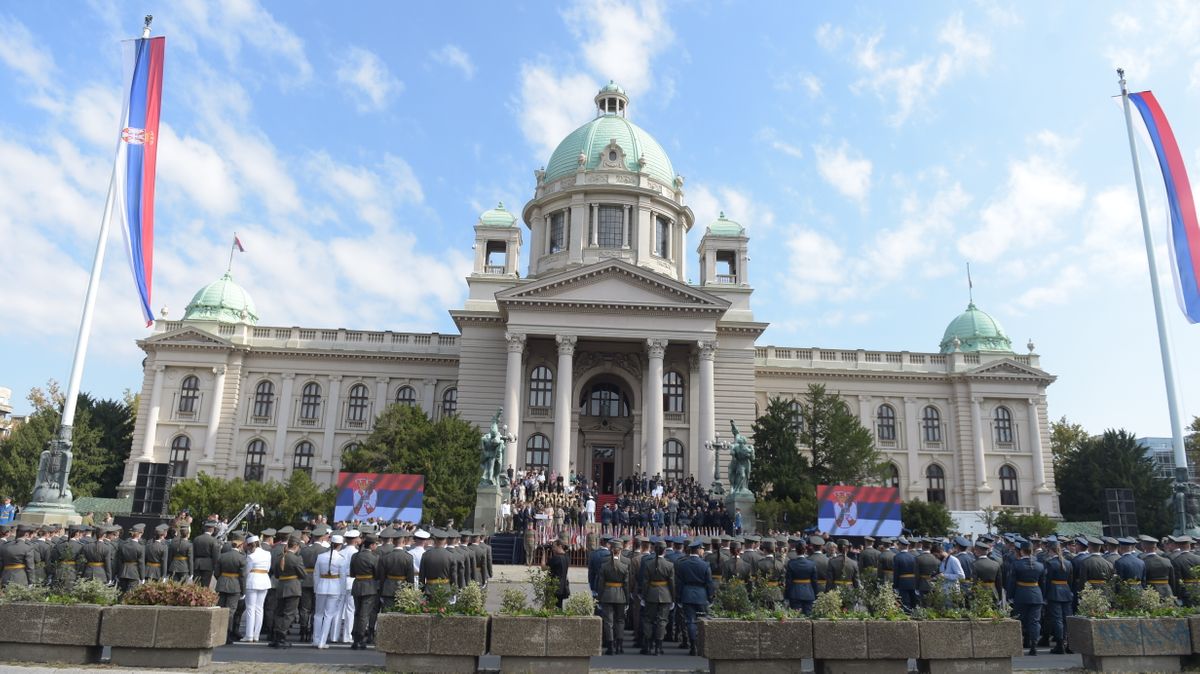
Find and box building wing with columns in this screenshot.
[122,83,1059,516]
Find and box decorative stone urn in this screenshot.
[489,615,601,674]
[101,605,228,668]
[1067,616,1191,673]
[698,618,814,672]
[0,603,104,665]
[375,613,489,673]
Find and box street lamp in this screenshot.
[703,435,728,496]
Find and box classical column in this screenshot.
[375,377,389,418]
[1027,398,1047,489]
[139,365,165,460]
[697,340,717,487]
[422,379,437,418]
[590,204,598,246]
[646,338,667,479]
[623,205,632,248]
[903,397,921,499]
[504,332,526,462]
[203,365,227,461]
[970,396,992,495]
[273,373,295,463]
[553,335,576,477]
[322,376,341,465]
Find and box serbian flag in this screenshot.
[333,472,424,523]
[1128,91,1200,323]
[817,484,901,537]
[114,35,165,326]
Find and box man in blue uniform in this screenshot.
[1007,539,1046,656]
[892,537,918,611]
[784,538,818,614]
[1041,539,1074,654]
[674,539,713,656]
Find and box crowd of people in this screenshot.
[0,516,491,651]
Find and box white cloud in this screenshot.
[1014,265,1086,309]
[814,141,873,202]
[688,184,776,233]
[785,229,847,302]
[862,183,970,282]
[957,131,1085,263]
[336,46,403,112]
[815,23,845,51]
[0,16,54,83]
[156,124,241,216]
[758,128,804,158]
[517,64,598,160]
[68,85,122,148]
[308,152,424,232]
[175,0,313,85]
[432,44,475,80]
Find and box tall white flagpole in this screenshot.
[1117,68,1190,533]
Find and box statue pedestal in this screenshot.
[19,503,82,527]
[472,484,502,533]
[726,492,756,534]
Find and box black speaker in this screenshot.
[1102,488,1138,538]
[133,462,171,516]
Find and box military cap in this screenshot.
[619,535,631,543]
[457,529,472,537]
[1017,539,1032,551]
[896,536,909,545]
[1102,536,1119,546]
[261,528,277,537]
[414,529,430,539]
[973,539,989,549]
[442,528,458,538]
[649,535,662,544]
[1179,535,1195,544]
[130,523,146,532]
[363,534,378,546]
[430,528,447,539]
[836,538,850,547]
[1138,534,1158,543]
[379,528,397,539]
[864,536,875,543]
[155,523,169,533]
[953,536,970,548]
[287,534,302,546]
[808,535,824,546]
[688,538,703,549]
[202,521,218,529]
[599,534,612,543]
[1118,537,1137,546]
[744,534,760,543]
[312,525,330,536]
[227,532,244,542]
[1085,536,1103,546]
[278,525,295,535]
[1073,536,1088,546]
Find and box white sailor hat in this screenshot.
[414,529,431,540]
[331,534,344,544]
[245,534,259,544]
[345,529,361,538]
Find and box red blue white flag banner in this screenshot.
[334,472,424,523]
[817,484,901,537]
[115,36,165,326]
[1128,91,1200,324]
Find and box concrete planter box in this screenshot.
[814,621,887,674]
[1066,616,1190,673]
[101,605,228,668]
[698,618,813,672]
[916,619,1022,674]
[375,614,488,673]
[489,615,600,674]
[0,603,104,665]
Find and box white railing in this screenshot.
[754,345,1040,374]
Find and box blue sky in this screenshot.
[1,1,1198,439]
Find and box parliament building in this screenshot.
[121,84,1059,516]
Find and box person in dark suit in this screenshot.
[598,537,630,654]
[785,540,819,615]
[675,539,713,656]
[192,522,219,587]
[1007,539,1046,656]
[214,534,247,645]
[270,536,307,648]
[548,540,571,609]
[349,535,381,650]
[1041,539,1074,655]
[892,538,918,611]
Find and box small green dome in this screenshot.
[706,211,745,236]
[543,94,675,186]
[939,302,1012,353]
[479,202,517,227]
[183,272,259,325]
[599,80,625,95]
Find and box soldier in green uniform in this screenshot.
[349,534,382,650]
[859,536,880,576]
[753,539,785,609]
[627,536,650,651]
[419,528,455,594]
[115,523,147,593]
[143,524,169,581]
[192,521,219,587]
[298,525,327,644]
[1171,536,1200,602]
[639,538,675,656]
[879,537,897,584]
[269,535,307,649]
[77,526,112,584]
[827,539,860,591]
[721,538,752,583]
[1141,536,1176,599]
[599,537,631,654]
[214,534,247,644]
[808,535,830,594]
[379,531,416,611]
[49,525,85,590]
[0,525,35,587]
[972,539,1003,602]
[915,538,940,597]
[168,525,194,581]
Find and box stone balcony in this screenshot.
[154,320,461,357]
[754,345,1040,373]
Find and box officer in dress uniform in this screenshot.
[721,538,751,583]
[1113,537,1144,586]
[915,538,940,596]
[1078,537,1115,598]
[639,538,675,656]
[77,526,113,584]
[827,539,859,591]
[785,538,818,615]
[1142,536,1176,599]
[349,534,381,650]
[627,536,650,651]
[379,531,415,611]
[264,527,288,639]
[1041,539,1074,654]
[299,525,328,644]
[168,525,194,581]
[972,539,1002,603]
[49,525,84,590]
[143,524,169,581]
[859,536,880,576]
[754,540,785,610]
[1007,539,1046,656]
[0,525,35,586]
[214,533,247,644]
[192,521,219,587]
[270,535,307,648]
[598,537,631,655]
[418,528,455,594]
[115,523,147,593]
[704,536,726,587]
[892,537,919,611]
[1172,536,1200,602]
[808,535,830,593]
[313,534,347,649]
[954,536,975,581]
[676,539,713,657]
[588,533,613,598]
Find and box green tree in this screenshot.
[799,384,888,487]
[1056,429,1173,536]
[750,397,810,500]
[1187,416,1200,471]
[1050,416,1090,474]
[993,509,1057,539]
[168,471,335,535]
[901,499,955,535]
[341,403,480,526]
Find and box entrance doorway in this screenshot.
[592,446,616,494]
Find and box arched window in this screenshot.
[581,383,630,417]
[441,387,458,418]
[788,399,805,437]
[300,382,322,421]
[343,442,360,455]
[169,435,190,478]
[253,380,274,419]
[395,385,416,407]
[293,441,314,476]
[877,404,897,441]
[526,434,550,470]
[922,405,941,443]
[245,439,267,482]
[999,465,1019,506]
[887,463,901,490]
[926,464,946,504]
[597,205,623,248]
[664,439,685,482]
[663,372,685,413]
[994,406,1013,444]
[346,383,370,423]
[179,375,200,414]
[529,366,553,408]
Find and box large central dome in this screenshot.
[543,82,675,187]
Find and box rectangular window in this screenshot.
[655,216,670,257]
[549,212,565,253]
[597,205,623,248]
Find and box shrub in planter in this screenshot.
[0,579,116,665]
[102,581,225,669]
[376,582,490,673]
[490,568,601,673]
[1066,584,1193,671]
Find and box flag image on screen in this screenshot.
[333,472,423,523]
[817,485,901,537]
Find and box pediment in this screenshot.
[142,325,234,349]
[496,260,730,312]
[965,358,1052,380]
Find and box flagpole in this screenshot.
[228,232,237,272]
[1117,68,1190,534]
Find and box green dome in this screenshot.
[939,302,1012,353]
[183,272,259,325]
[543,110,675,187]
[599,80,625,95]
[706,211,745,236]
[479,202,517,227]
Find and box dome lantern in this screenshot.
[595,80,628,117]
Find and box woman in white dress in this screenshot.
[312,535,346,649]
[242,535,273,642]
